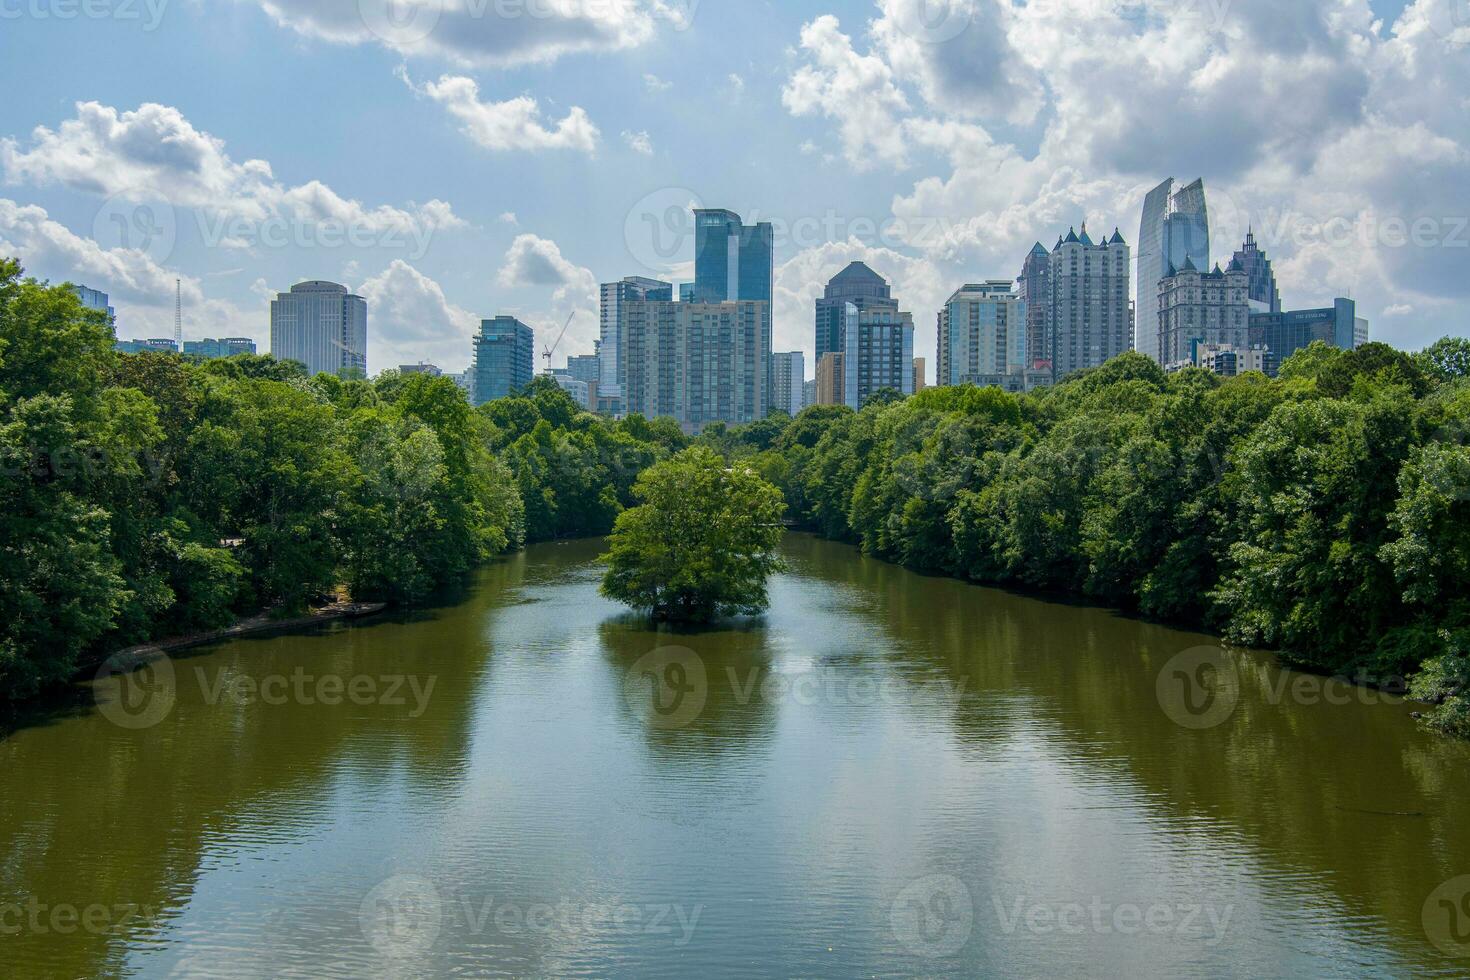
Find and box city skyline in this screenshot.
[0,0,1462,381]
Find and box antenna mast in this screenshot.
[174,279,182,350]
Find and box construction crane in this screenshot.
[541,311,575,375]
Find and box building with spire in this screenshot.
[1156,255,1250,368]
[1231,230,1281,314]
[1048,224,1133,378]
[1137,178,1211,363]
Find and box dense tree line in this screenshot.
[0,264,680,702]
[699,338,1470,738]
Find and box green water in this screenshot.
[3,535,1469,977]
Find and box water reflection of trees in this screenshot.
[0,556,520,978]
[786,532,1470,971]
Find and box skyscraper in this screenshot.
[693,208,774,404]
[472,316,535,405]
[270,281,368,377]
[770,351,805,417]
[1137,178,1210,363]
[842,305,914,408]
[815,261,898,360]
[1016,244,1051,371]
[621,300,769,433]
[692,209,774,310]
[1231,230,1281,314]
[937,281,1028,389]
[71,284,115,325]
[1049,226,1132,379]
[599,276,672,399]
[1156,256,1250,368]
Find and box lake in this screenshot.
[3,534,1469,977]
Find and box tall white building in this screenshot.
[770,351,805,416]
[1049,225,1132,379]
[937,281,1027,389]
[270,281,367,377]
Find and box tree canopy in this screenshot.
[601,446,787,622]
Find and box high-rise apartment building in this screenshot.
[600,276,672,399]
[566,353,601,385]
[770,351,805,417]
[815,262,898,360]
[1049,226,1132,378]
[937,281,1027,389]
[472,316,535,405]
[842,306,914,408]
[1232,230,1281,314]
[1137,179,1210,363]
[270,281,367,378]
[1016,244,1051,370]
[1156,256,1250,368]
[913,357,927,393]
[621,300,769,434]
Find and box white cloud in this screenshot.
[358,259,479,372]
[498,233,596,308]
[0,197,269,345]
[244,0,664,68]
[0,197,196,305]
[644,73,673,93]
[499,212,519,225]
[406,72,600,154]
[0,101,462,249]
[782,16,911,170]
[780,1,1470,349]
[622,130,654,155]
[495,234,599,355]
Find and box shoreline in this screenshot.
[87,601,389,678]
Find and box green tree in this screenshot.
[601,446,786,622]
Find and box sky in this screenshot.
[0,0,1466,380]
